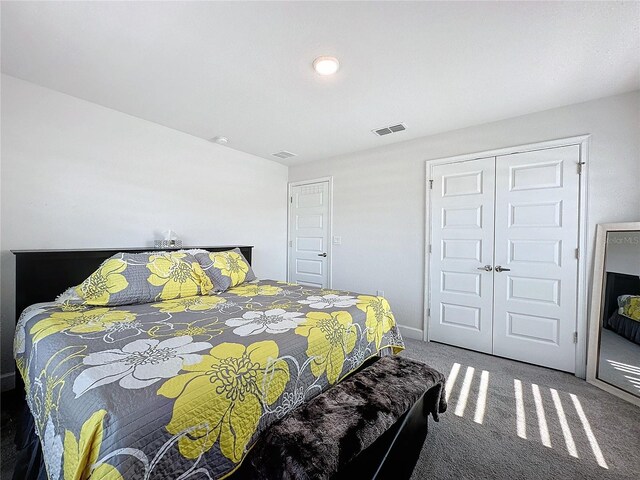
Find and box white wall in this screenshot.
[605,231,640,276]
[289,91,640,340]
[0,75,288,389]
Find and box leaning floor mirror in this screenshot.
[587,222,640,406]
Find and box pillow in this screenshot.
[67,251,214,306]
[195,248,255,292]
[619,295,640,321]
[617,294,633,308]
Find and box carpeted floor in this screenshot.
[598,329,640,395]
[1,339,639,479]
[402,338,640,479]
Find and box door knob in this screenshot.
[318,252,327,257]
[494,265,511,272]
[477,265,493,271]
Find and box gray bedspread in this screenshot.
[14,279,404,479]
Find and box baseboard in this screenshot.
[397,325,424,340]
[1,371,15,392]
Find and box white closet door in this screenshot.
[429,157,496,354]
[492,145,580,372]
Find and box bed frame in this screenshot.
[11,245,437,480]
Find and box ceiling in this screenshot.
[2,1,639,165]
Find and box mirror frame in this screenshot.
[586,222,640,406]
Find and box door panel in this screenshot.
[429,157,495,353]
[288,182,330,288]
[493,145,580,372]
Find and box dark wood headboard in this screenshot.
[12,246,253,323]
[602,271,640,326]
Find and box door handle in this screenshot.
[318,252,327,257]
[477,265,493,271]
[494,265,511,272]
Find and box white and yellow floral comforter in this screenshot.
[14,280,404,479]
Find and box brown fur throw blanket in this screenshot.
[243,355,447,480]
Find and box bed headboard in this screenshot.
[602,271,640,325]
[12,246,253,323]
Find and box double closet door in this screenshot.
[429,145,580,373]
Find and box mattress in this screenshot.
[14,279,404,480]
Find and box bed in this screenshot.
[602,272,640,345]
[11,246,443,480]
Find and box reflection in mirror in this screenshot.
[597,231,640,397]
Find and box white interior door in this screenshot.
[492,145,580,372]
[288,181,330,288]
[429,157,496,354]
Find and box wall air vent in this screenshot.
[272,151,297,159]
[372,123,407,136]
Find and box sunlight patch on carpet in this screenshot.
[531,383,552,448]
[473,370,489,424]
[444,363,460,402]
[514,379,527,439]
[454,366,475,417]
[550,388,578,458]
[443,361,609,469]
[570,394,608,469]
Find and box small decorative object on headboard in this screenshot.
[154,239,183,248]
[155,229,182,249]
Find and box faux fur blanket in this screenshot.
[245,355,447,479]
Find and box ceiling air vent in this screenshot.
[372,123,407,136]
[272,150,297,159]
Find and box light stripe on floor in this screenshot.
[531,384,551,448]
[550,388,578,458]
[473,370,489,424]
[609,364,640,375]
[570,394,608,469]
[607,360,640,373]
[455,366,475,417]
[514,379,526,439]
[445,362,461,402]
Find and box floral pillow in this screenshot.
[195,248,256,292]
[63,251,214,306]
[619,295,640,321]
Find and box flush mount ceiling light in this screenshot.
[210,136,229,145]
[313,56,340,75]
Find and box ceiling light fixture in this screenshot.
[313,56,340,76]
[210,136,229,145]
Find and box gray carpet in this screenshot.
[1,339,639,479]
[598,329,640,395]
[403,338,640,480]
